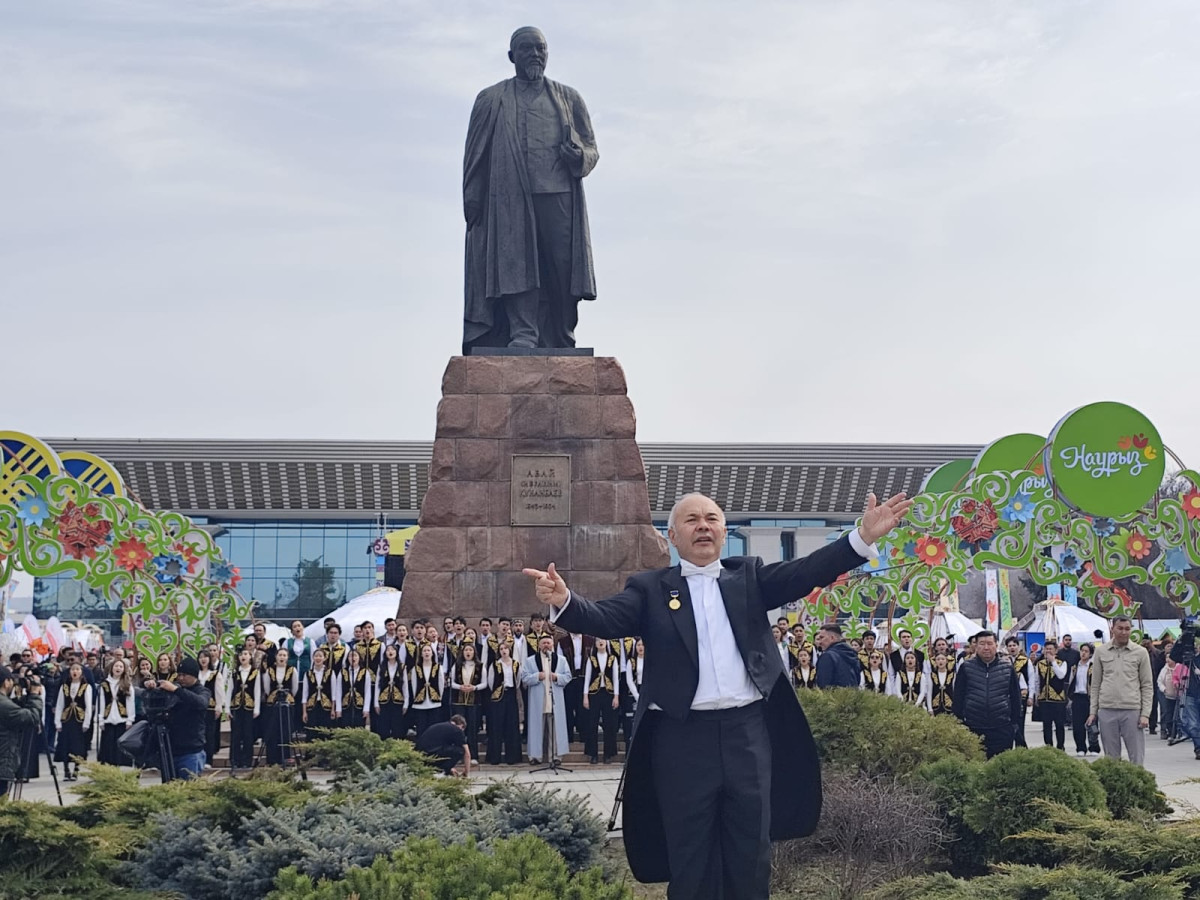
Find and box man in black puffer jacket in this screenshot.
[953,631,1022,757]
[815,625,863,688]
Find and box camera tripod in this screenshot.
[8,725,63,805]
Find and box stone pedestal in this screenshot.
[401,355,670,621]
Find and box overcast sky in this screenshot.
[4,0,1199,466]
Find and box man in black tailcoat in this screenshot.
[523,490,911,900]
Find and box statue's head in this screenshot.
[509,26,548,81]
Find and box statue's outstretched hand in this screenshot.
[859,492,913,545]
[521,562,569,608]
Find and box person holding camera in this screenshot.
[142,657,212,780]
[1,665,45,797]
[1169,616,1200,760]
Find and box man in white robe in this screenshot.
[521,634,571,762]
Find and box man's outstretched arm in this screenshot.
[522,563,643,639]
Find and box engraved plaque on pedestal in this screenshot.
[511,454,570,526]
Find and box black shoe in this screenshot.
[1169,736,1187,746]
[589,756,598,764]
[1195,749,1200,761]
[1149,729,1158,735]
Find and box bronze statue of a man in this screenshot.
[462,27,598,355]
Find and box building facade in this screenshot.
[34,439,977,632]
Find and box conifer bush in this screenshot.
[799,688,984,778]
[266,835,630,900]
[867,864,1184,900]
[1088,755,1172,819]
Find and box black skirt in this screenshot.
[55,720,89,763]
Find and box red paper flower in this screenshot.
[56,502,112,560]
[915,535,948,567]
[1084,562,1113,589]
[114,537,153,571]
[83,502,101,518]
[173,541,201,573]
[1126,531,1152,561]
[1182,489,1200,521]
[951,499,999,545]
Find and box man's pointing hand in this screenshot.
[522,562,569,608]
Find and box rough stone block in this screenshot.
[569,570,623,603]
[614,441,647,480]
[511,394,558,440]
[467,526,513,570]
[418,482,491,527]
[476,395,511,438]
[465,357,508,394]
[497,570,536,612]
[435,395,476,437]
[456,439,504,481]
[569,482,590,524]
[600,395,637,438]
[589,481,617,525]
[442,357,469,395]
[502,357,550,394]
[398,572,454,620]
[576,441,616,481]
[615,481,652,524]
[453,571,496,610]
[513,526,571,570]
[429,439,455,482]
[404,527,466,572]
[637,525,671,568]
[595,357,627,395]
[571,524,637,570]
[548,356,596,394]
[489,481,513,526]
[559,395,601,439]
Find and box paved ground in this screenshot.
[11,724,1199,821]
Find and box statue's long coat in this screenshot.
[462,77,598,349]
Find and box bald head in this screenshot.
[509,26,548,81]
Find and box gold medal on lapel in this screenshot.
[668,590,681,611]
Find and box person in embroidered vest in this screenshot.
[892,651,930,711]
[521,633,572,765]
[1004,635,1030,747]
[224,648,259,769]
[195,650,224,767]
[323,623,348,674]
[301,648,341,735]
[462,26,598,353]
[408,643,445,739]
[857,631,878,676]
[928,652,954,716]
[374,643,409,740]
[450,641,484,761]
[286,620,316,679]
[252,622,276,658]
[258,648,299,766]
[486,640,523,765]
[582,638,621,764]
[98,658,135,766]
[1029,639,1070,750]
[1069,642,1100,755]
[55,663,92,781]
[524,490,909,900]
[793,646,818,693]
[339,649,371,731]
[1087,615,1154,766]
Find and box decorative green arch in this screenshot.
[1,432,249,662]
[812,403,1200,625]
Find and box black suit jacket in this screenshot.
[554,533,865,883]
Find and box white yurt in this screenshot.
[929,610,982,648]
[304,587,402,640]
[242,621,291,645]
[1010,600,1110,644]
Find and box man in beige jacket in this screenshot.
[1086,615,1154,766]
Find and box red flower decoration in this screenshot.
[83,502,101,518]
[1126,531,1152,561]
[227,567,242,589]
[114,537,153,571]
[1084,562,1113,589]
[56,502,112,560]
[1182,489,1200,521]
[951,499,999,545]
[915,536,948,567]
[173,542,201,573]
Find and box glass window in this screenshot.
[253,530,278,568]
[229,534,254,567]
[276,530,301,569]
[300,526,325,561]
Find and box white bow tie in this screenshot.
[680,560,723,579]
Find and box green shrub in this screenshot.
[799,688,984,779]
[1089,756,1172,819]
[0,801,150,899]
[66,762,312,836]
[868,864,1184,900]
[303,728,437,778]
[1013,801,1200,895]
[266,834,631,900]
[961,747,1108,865]
[915,756,988,874]
[486,783,608,872]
